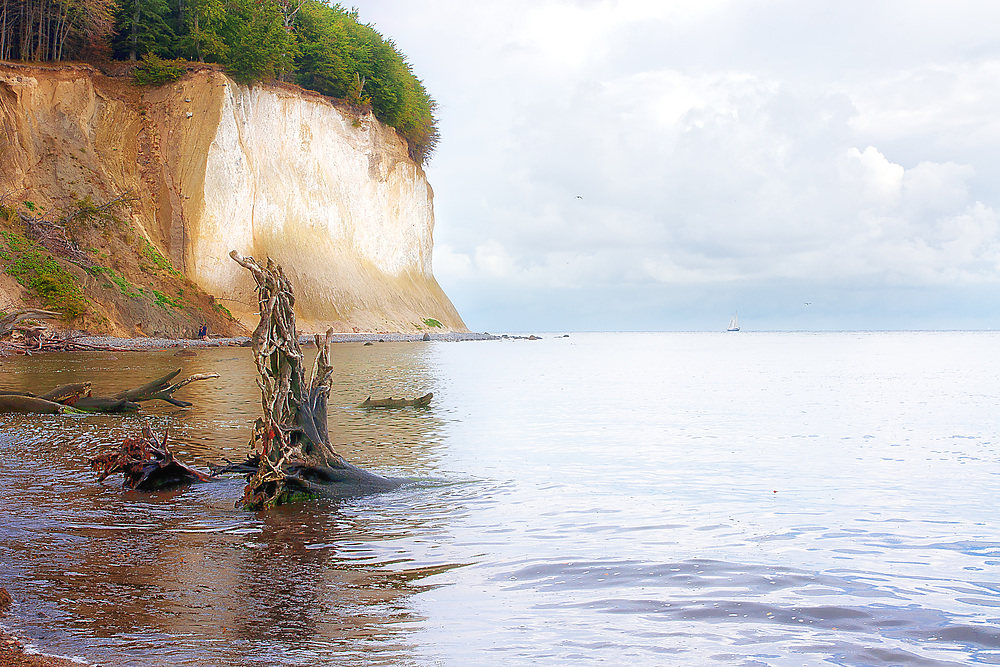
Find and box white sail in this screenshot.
[727,312,739,331]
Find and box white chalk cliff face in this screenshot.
[0,65,463,333]
[190,80,464,333]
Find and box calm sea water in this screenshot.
[1,332,999,666]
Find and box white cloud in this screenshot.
[845,146,904,208]
[359,0,1000,329]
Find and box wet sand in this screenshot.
[62,331,498,350]
[1,589,80,667]
[0,631,83,667]
[0,331,499,358]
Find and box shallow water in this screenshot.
[1,332,999,666]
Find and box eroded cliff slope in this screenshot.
[0,62,466,335]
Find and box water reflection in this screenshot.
[0,342,453,666]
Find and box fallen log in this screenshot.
[37,382,91,404]
[89,423,212,490]
[112,370,221,407]
[0,372,217,413]
[220,250,397,509]
[0,394,67,414]
[74,397,140,413]
[0,309,60,338]
[360,392,433,408]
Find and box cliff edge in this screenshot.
[0,62,466,336]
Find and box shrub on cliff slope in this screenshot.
[132,53,187,84]
[1,230,89,320]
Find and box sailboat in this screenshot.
[727,312,740,332]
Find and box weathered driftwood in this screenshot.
[74,397,139,413]
[0,309,60,338]
[37,382,91,403]
[0,370,218,413]
[1,333,133,355]
[217,250,396,509]
[89,423,212,490]
[111,369,220,407]
[0,394,68,414]
[360,392,433,408]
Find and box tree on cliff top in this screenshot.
[291,1,439,162]
[111,0,175,60]
[217,0,294,82]
[6,0,439,162]
[0,0,115,61]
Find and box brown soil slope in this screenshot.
[0,62,240,337]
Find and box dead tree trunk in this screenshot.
[225,250,395,509]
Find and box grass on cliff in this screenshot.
[1,194,236,335]
[0,229,89,320]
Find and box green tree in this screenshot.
[177,0,225,62]
[112,0,175,60]
[291,1,439,162]
[219,0,294,82]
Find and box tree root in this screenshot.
[89,423,212,490]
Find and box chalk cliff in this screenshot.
[0,62,466,334]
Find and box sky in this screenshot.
[355,0,1000,332]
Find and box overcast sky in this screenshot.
[356,0,1000,331]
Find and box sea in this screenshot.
[0,331,999,666]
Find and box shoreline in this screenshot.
[70,331,500,349]
[0,629,84,667]
[1,331,500,356]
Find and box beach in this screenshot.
[0,330,499,358]
[0,630,84,667]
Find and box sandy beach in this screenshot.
[0,330,500,358]
[66,331,499,350]
[1,589,80,667]
[0,631,83,667]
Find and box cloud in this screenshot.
[364,0,1000,329]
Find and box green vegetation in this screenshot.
[213,301,234,319]
[423,318,443,328]
[142,240,180,275]
[133,54,188,85]
[1,231,89,320]
[293,4,438,161]
[1,0,438,162]
[153,289,182,308]
[90,266,146,299]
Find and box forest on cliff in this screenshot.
[0,0,438,161]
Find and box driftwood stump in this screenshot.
[226,250,394,509]
[89,423,212,490]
